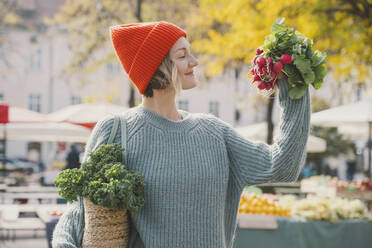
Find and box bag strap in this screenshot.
[106,114,127,163]
[119,115,127,165]
[78,114,122,245]
[107,115,120,144]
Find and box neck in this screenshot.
[141,89,182,121]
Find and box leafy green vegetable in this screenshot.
[289,85,307,99]
[262,18,327,99]
[311,50,326,67]
[54,144,145,213]
[271,18,286,32]
[313,64,327,89]
[283,64,302,87]
[292,54,314,85]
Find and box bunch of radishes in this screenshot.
[250,48,292,91]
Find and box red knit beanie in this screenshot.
[110,21,187,95]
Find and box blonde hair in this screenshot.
[143,53,181,97]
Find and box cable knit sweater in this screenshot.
[52,78,311,248]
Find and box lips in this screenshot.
[185,71,194,75]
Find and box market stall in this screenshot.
[234,217,372,248]
[46,102,129,129]
[310,100,372,177]
[234,178,372,248]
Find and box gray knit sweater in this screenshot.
[52,78,311,248]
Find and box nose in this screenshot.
[189,54,199,67]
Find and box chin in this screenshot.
[182,80,198,90]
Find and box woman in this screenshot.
[52,21,311,248]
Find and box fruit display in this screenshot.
[238,193,291,217]
[301,176,372,193]
[336,179,372,192]
[301,175,336,187]
[240,179,372,224]
[361,179,372,191]
[278,194,297,210]
[291,195,372,223]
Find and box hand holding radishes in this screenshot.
[249,18,327,99]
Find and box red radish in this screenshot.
[255,48,263,55]
[253,75,261,81]
[266,57,273,65]
[257,57,266,67]
[270,71,276,79]
[253,56,259,64]
[273,61,283,72]
[262,67,267,73]
[250,68,255,74]
[280,54,292,64]
[258,81,266,90]
[266,83,272,90]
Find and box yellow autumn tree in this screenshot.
[188,0,371,143]
[0,0,22,45]
[189,0,371,82]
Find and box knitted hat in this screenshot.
[110,21,187,94]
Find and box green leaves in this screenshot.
[289,85,307,99]
[292,54,314,85]
[271,17,286,32]
[283,64,301,86]
[54,144,145,212]
[311,50,326,67]
[54,168,85,203]
[276,17,285,25]
[263,18,327,99]
[313,64,327,89]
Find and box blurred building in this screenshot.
[0,0,371,169]
[0,0,265,168]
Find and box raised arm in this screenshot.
[52,115,115,248]
[218,77,311,190]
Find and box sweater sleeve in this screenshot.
[52,115,115,248]
[51,199,85,248]
[218,77,311,190]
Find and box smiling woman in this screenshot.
[169,37,199,91]
[52,21,311,248]
[143,37,199,98]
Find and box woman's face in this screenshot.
[169,37,199,90]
